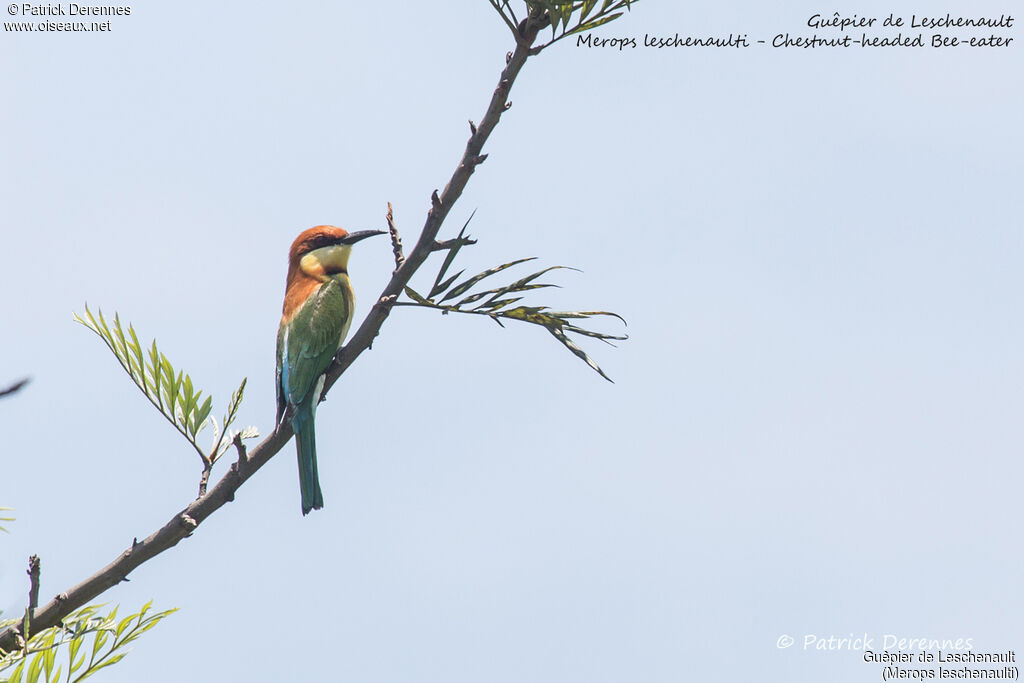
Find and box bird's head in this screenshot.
[288,225,385,279]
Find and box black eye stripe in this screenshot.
[318,234,340,249]
[305,234,343,252]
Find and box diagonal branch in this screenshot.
[322,9,546,395]
[0,10,548,654]
[0,378,30,400]
[0,424,295,654]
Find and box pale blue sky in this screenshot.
[2,2,1022,681]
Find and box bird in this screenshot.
[276,225,384,515]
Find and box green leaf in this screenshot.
[113,614,135,640]
[430,213,475,298]
[428,270,464,301]
[95,310,115,354]
[475,296,523,312]
[181,375,195,427]
[404,287,430,305]
[26,651,42,683]
[126,325,145,379]
[193,394,212,436]
[99,606,117,630]
[553,309,628,326]
[42,643,54,682]
[561,2,573,31]
[112,314,130,367]
[439,258,536,302]
[90,630,108,661]
[398,234,626,381]
[77,308,249,461]
[549,325,614,382]
[67,636,84,673]
[78,653,125,680]
[160,358,176,415]
[456,271,562,308]
[0,507,13,534]
[562,324,627,341]
[223,378,246,431]
[147,341,162,404]
[566,12,622,35]
[7,658,25,683]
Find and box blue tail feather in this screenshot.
[292,407,324,515]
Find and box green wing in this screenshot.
[277,279,351,413]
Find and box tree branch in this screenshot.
[27,555,40,614]
[0,423,295,653]
[0,10,547,654]
[0,378,30,400]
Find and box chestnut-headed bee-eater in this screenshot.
[276,225,384,515]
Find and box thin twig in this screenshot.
[0,378,30,399]
[386,202,404,271]
[27,555,40,614]
[487,0,518,36]
[432,236,478,252]
[232,432,247,465]
[0,9,549,654]
[197,463,212,498]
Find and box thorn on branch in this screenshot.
[132,537,139,549]
[232,432,248,465]
[27,555,40,612]
[476,153,488,165]
[506,50,513,64]
[504,100,512,111]
[430,190,442,211]
[386,202,404,271]
[468,119,478,136]
[432,236,478,252]
[179,514,197,535]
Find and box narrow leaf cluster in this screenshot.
[0,602,175,683]
[0,508,12,534]
[488,0,637,48]
[73,306,258,468]
[402,226,626,381]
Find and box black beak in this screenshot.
[340,229,386,245]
